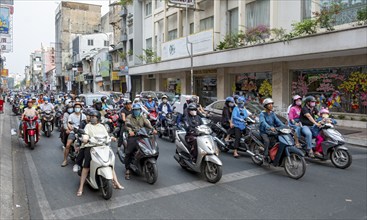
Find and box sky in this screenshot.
[2,0,110,78]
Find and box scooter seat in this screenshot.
[178,133,189,147]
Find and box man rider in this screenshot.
[125,103,157,180]
[259,98,284,165]
[39,96,55,132]
[116,99,133,148]
[144,95,156,112]
[20,99,41,138]
[184,103,203,163]
[61,102,87,167]
[157,95,173,130]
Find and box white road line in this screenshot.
[24,150,56,219]
[53,167,273,219]
[0,108,14,219]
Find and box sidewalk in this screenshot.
[337,125,367,147]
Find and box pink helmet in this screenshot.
[320,107,329,114]
[293,95,302,101]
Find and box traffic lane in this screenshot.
[76,153,367,220]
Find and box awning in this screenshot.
[109,42,124,52]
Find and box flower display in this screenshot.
[259,80,272,97]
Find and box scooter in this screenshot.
[22,116,39,150]
[157,112,177,143]
[117,127,159,184]
[249,126,306,179]
[103,109,119,134]
[12,102,20,115]
[147,110,159,127]
[299,123,352,169]
[54,106,63,131]
[41,110,54,137]
[77,133,116,200]
[174,124,223,183]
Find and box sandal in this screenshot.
[61,160,68,167]
[308,150,315,158]
[125,170,130,180]
[113,181,125,190]
[233,153,240,158]
[314,152,323,158]
[76,191,83,197]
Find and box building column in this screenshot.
[272,62,291,112]
[238,0,247,33]
[213,0,221,46]
[177,10,183,38]
[216,68,231,100]
[152,0,156,51]
[163,2,168,42]
[193,1,200,33]
[155,74,165,91]
[270,0,278,29]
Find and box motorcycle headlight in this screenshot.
[279,128,292,134]
[196,125,212,135]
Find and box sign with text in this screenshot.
[161,29,213,61]
[1,69,9,77]
[168,0,195,6]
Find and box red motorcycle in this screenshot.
[148,109,159,127]
[23,116,39,149]
[103,109,120,133]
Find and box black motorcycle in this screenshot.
[54,106,63,131]
[157,112,177,143]
[41,110,54,137]
[117,127,159,184]
[12,102,21,115]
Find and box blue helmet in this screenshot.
[225,96,234,103]
[132,103,141,110]
[237,96,246,104]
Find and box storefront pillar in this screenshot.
[272,62,291,112]
[213,0,221,47]
[217,68,230,100]
[155,74,165,91]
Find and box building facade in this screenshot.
[126,0,367,114]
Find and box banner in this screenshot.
[0,7,10,34]
[99,61,110,77]
[112,71,119,81]
[1,69,8,77]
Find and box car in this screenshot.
[79,93,115,109]
[140,91,176,105]
[204,100,287,124]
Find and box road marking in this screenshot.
[24,150,56,219]
[53,167,274,219]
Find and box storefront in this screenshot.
[291,65,367,114]
[233,72,272,102]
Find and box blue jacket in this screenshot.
[158,102,172,114]
[259,111,284,134]
[231,106,248,130]
[145,101,156,111]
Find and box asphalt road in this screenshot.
[8,110,367,220]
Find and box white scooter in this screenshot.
[79,134,116,200]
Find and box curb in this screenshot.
[345,137,367,147]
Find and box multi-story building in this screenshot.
[55,1,102,92]
[42,47,56,91]
[29,50,43,91]
[126,0,367,114]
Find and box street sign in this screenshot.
[168,0,195,6]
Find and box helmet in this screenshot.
[320,107,330,115]
[237,96,246,104]
[304,96,316,103]
[132,103,141,110]
[89,110,101,121]
[187,103,197,111]
[162,95,168,100]
[101,96,107,102]
[293,95,302,101]
[92,98,99,104]
[124,99,132,105]
[262,98,274,107]
[233,95,239,100]
[191,96,198,103]
[225,96,235,103]
[73,102,82,108]
[32,96,36,100]
[65,99,72,106]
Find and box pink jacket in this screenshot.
[288,105,301,121]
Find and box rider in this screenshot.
[20,99,41,138]
[299,96,320,158]
[101,96,109,110]
[125,104,157,180]
[222,96,235,142]
[116,99,133,148]
[31,97,38,109]
[61,102,87,167]
[231,96,248,158]
[94,100,106,118]
[38,93,44,105]
[39,96,54,112]
[144,95,156,112]
[259,98,284,164]
[76,110,124,197]
[157,95,173,130]
[61,101,74,147]
[184,103,203,163]
[288,95,302,147]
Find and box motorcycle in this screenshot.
[77,132,116,200]
[103,109,119,134]
[22,115,39,150]
[174,124,223,183]
[249,126,307,180]
[147,109,159,128]
[54,106,63,131]
[299,123,352,169]
[157,112,177,143]
[12,102,21,115]
[117,127,159,184]
[41,110,54,137]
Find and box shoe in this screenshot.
[314,152,323,158]
[76,191,83,197]
[73,164,80,173]
[125,170,130,180]
[308,150,315,158]
[233,154,239,158]
[61,160,68,167]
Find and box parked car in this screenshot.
[204,100,287,124]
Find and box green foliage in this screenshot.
[270,28,286,41]
[118,51,127,61]
[137,48,161,64]
[360,117,367,122]
[244,25,270,44]
[120,0,133,6]
[357,7,367,24]
[313,2,343,31]
[216,33,241,50]
[337,114,346,120]
[292,19,318,35]
[128,50,133,56]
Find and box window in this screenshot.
[145,1,152,16]
[146,38,152,49]
[129,39,133,53]
[190,22,194,34]
[87,39,94,46]
[212,101,225,111]
[302,0,312,20]
[229,8,239,34]
[246,0,270,28]
[155,0,163,9]
[200,16,214,31]
[318,0,367,25]
[104,40,109,47]
[168,29,177,41]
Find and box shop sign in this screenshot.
[1,68,8,77]
[112,71,119,81]
[119,65,129,76]
[168,0,195,6]
[95,76,103,82]
[99,61,110,77]
[161,29,213,61]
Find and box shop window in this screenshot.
[196,77,217,106]
[246,0,270,28]
[234,72,272,103]
[291,66,367,114]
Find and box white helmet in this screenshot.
[262,98,274,107]
[65,99,72,106]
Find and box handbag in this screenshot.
[269,143,279,161]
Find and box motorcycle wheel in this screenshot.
[99,176,113,200]
[144,161,158,185]
[202,161,222,183]
[331,149,352,169]
[284,153,306,180]
[29,136,35,150]
[250,142,264,166]
[46,125,51,137]
[158,132,162,138]
[170,133,175,143]
[104,124,111,134]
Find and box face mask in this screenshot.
[309,102,316,107]
[67,108,73,113]
[90,117,98,125]
[45,101,49,104]
[322,114,329,119]
[163,99,167,103]
[133,110,141,117]
[228,102,234,107]
[74,108,81,113]
[296,100,302,106]
[189,110,197,116]
[238,103,244,109]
